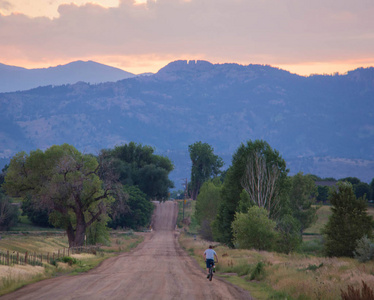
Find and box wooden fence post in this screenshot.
[25,251,28,264]
[6,251,9,265]
[17,252,19,264]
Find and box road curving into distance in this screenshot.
[0,201,252,300]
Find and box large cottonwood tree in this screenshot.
[4,144,120,247]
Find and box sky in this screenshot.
[0,0,373,75]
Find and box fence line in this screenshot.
[0,245,101,267]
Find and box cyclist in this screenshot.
[203,245,218,278]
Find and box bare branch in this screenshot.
[241,151,281,217]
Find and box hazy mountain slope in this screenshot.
[0,61,135,93]
[0,60,373,185]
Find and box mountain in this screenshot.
[0,60,373,187]
[0,60,136,93]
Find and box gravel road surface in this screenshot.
[1,201,252,300]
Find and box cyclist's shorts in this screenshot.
[206,259,214,269]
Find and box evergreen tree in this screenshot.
[322,182,374,257]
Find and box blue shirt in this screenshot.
[204,249,216,260]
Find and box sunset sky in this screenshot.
[1,0,373,75]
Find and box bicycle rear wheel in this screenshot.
[209,267,213,281]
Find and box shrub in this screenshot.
[354,235,374,263]
[232,206,277,251]
[60,256,77,266]
[51,256,78,266]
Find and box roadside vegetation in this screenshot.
[179,138,374,299]
[179,200,374,300]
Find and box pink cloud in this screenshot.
[0,0,373,73]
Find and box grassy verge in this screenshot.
[178,203,374,300]
[0,232,143,295]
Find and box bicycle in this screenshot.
[207,260,216,281]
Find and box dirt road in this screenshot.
[1,201,252,299]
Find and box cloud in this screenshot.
[0,0,374,73]
[0,0,12,11]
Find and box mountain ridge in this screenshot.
[0,60,136,93]
[0,60,373,186]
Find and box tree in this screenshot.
[108,185,154,229]
[340,177,371,200]
[213,140,288,245]
[232,206,277,251]
[103,142,174,200]
[241,151,282,217]
[339,177,361,185]
[288,172,318,232]
[0,164,8,188]
[317,186,330,203]
[3,144,120,247]
[188,142,223,200]
[0,193,19,231]
[194,179,222,240]
[275,214,302,254]
[354,182,371,200]
[370,178,374,200]
[322,182,374,257]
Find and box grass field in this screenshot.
[179,201,374,300]
[0,231,143,295]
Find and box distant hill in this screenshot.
[0,60,136,93]
[0,60,373,187]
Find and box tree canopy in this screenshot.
[103,142,174,200]
[194,179,222,240]
[213,140,288,246]
[322,182,374,257]
[3,144,120,246]
[188,141,223,200]
[108,185,154,230]
[288,172,318,232]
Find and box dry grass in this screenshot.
[0,231,143,296]
[180,234,374,300]
[0,234,68,254]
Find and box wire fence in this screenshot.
[0,245,101,267]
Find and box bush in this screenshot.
[354,235,374,263]
[51,256,78,266]
[232,206,277,251]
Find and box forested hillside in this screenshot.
[1,60,373,185]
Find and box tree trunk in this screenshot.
[66,213,87,247]
[74,222,86,247]
[66,224,76,248]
